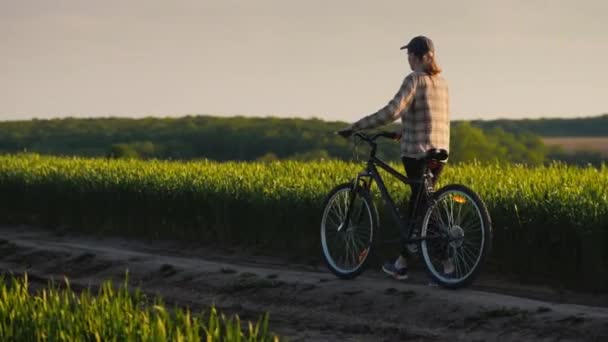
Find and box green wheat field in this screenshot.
[1,154,606,291]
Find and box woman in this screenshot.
[338,35,451,280]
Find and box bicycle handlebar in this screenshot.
[353,131,400,144]
[347,131,400,158]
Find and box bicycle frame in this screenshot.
[340,136,435,245]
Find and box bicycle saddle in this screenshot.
[426,149,449,161]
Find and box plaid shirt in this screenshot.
[350,71,450,159]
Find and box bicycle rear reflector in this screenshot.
[453,195,467,204]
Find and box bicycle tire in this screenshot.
[320,182,378,280]
[419,184,492,288]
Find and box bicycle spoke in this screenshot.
[330,200,344,224]
[346,232,358,254]
[336,194,346,221]
[455,203,474,227]
[445,198,454,227]
[341,239,348,268]
[455,199,464,226]
[338,192,348,220]
[462,225,482,238]
[330,238,342,262]
[460,211,482,230]
[343,235,352,267]
[350,236,362,253]
[358,230,371,247]
[348,234,359,266]
[457,247,473,273]
[461,244,480,267]
[352,231,368,248]
[440,200,452,228]
[430,208,449,231]
[463,226,482,238]
[429,208,444,225]
[327,213,341,230]
[354,221,371,233]
[343,235,352,268]
[463,240,483,251]
[460,250,475,271]
[342,192,350,220]
[353,234,363,261]
[325,228,337,241]
[453,248,463,279]
[462,241,481,255]
[457,249,469,277]
[449,196,456,227]
[352,200,364,223]
[348,234,359,267]
[464,225,483,237]
[463,226,483,239]
[463,235,482,247]
[456,248,471,274]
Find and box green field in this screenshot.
[0,274,279,341]
[0,154,607,290]
[543,137,608,157]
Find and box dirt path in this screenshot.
[0,225,606,341]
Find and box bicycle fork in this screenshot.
[337,171,371,232]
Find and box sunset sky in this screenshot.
[1,0,606,122]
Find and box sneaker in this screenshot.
[382,262,408,280]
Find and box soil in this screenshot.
[1,225,607,341]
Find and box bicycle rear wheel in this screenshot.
[420,184,492,288]
[320,183,378,280]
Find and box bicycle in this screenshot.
[320,131,492,288]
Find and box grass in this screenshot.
[0,273,280,341]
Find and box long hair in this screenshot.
[421,51,442,76]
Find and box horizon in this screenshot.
[1,112,607,124]
[1,1,607,122]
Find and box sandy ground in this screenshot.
[0,225,607,341]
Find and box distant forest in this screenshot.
[467,114,608,137]
[0,115,605,165]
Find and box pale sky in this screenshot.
[1,0,607,122]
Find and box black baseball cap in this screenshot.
[400,36,435,56]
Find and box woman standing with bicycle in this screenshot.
[338,35,451,280]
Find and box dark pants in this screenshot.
[400,157,445,257]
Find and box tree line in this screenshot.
[467,113,608,137]
[0,115,603,165]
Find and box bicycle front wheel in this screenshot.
[420,184,492,288]
[320,183,378,280]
